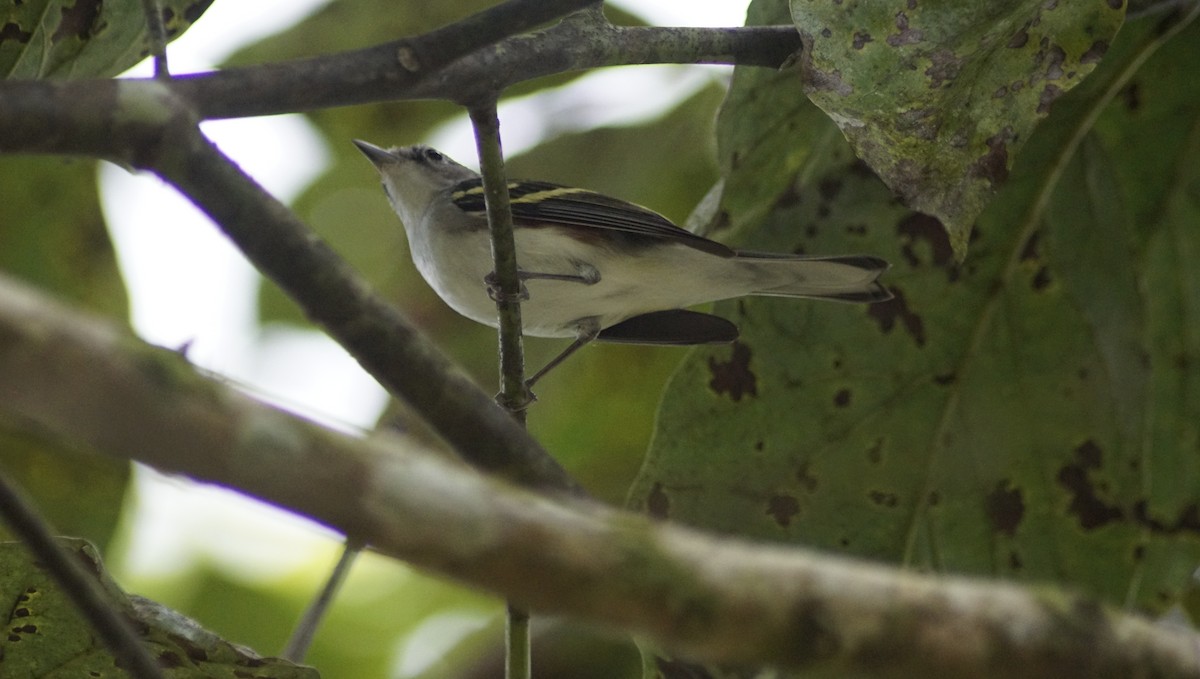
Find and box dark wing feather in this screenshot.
[451,179,732,257]
[598,310,739,345]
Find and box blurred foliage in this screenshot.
[0,156,130,552]
[0,427,127,548]
[0,0,212,79]
[633,0,1200,635]
[0,539,316,678]
[0,0,213,574]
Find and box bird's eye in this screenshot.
[422,148,444,163]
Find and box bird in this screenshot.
[354,141,891,386]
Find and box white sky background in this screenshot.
[103,0,752,586]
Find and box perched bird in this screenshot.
[355,141,891,385]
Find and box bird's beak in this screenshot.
[352,139,396,167]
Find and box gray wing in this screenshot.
[451,179,733,257]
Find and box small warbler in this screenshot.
[355,141,891,385]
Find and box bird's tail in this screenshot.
[734,251,892,303]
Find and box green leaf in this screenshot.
[0,157,127,317]
[631,4,1200,614]
[789,0,1125,256]
[0,0,213,80]
[0,539,317,678]
[0,428,128,550]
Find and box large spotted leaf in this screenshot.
[1,0,212,79]
[631,2,1200,614]
[789,0,1125,256]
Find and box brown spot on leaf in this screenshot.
[818,177,843,202]
[833,389,851,407]
[887,11,923,46]
[852,31,873,49]
[53,0,102,42]
[1081,40,1109,64]
[774,182,802,209]
[1007,22,1030,48]
[647,482,670,519]
[1038,84,1064,114]
[1121,82,1141,111]
[0,22,33,43]
[925,49,961,88]
[933,372,956,385]
[1057,440,1124,530]
[969,127,1014,185]
[796,461,819,492]
[159,651,185,669]
[1009,551,1023,570]
[1045,45,1067,80]
[868,288,927,347]
[1132,501,1200,536]
[1020,230,1042,261]
[768,494,801,526]
[1032,266,1052,291]
[867,439,884,464]
[986,480,1025,537]
[868,490,900,508]
[897,212,953,268]
[708,342,757,401]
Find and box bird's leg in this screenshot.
[485,262,600,302]
[526,318,601,389]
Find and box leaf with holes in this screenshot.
[0,539,317,678]
[631,4,1200,613]
[1,0,213,79]
[788,0,1125,257]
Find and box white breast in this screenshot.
[409,223,746,339]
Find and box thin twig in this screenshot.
[469,104,533,416]
[282,542,362,662]
[139,0,171,79]
[0,469,164,679]
[468,102,535,678]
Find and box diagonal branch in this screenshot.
[0,272,1197,679]
[152,107,579,493]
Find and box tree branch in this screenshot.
[0,272,1197,679]
[170,23,799,119]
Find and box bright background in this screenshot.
[97,1,750,676]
